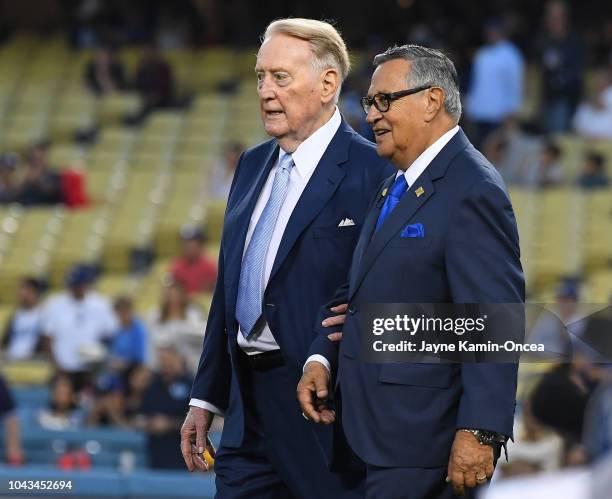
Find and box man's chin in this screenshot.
[263,122,289,138]
[375,144,393,160]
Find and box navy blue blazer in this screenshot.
[309,128,525,468]
[191,118,394,449]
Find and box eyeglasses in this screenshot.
[361,85,432,114]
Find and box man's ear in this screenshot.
[424,87,445,122]
[321,68,340,104]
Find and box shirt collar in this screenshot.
[397,125,460,188]
[278,107,342,179]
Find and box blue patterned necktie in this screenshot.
[375,174,408,231]
[236,153,295,338]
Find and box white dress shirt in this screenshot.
[304,125,460,373]
[191,108,342,415]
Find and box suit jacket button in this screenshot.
[348,306,356,315]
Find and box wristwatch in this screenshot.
[458,429,507,447]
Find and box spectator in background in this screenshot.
[577,152,610,189]
[466,18,524,147]
[501,401,564,477]
[529,363,592,467]
[139,345,192,469]
[84,47,126,96]
[0,153,19,204]
[482,118,541,186]
[534,141,565,188]
[539,1,584,133]
[572,69,612,140]
[529,278,582,359]
[1,277,45,361]
[208,141,243,200]
[146,281,205,373]
[123,364,152,425]
[108,296,147,372]
[87,374,126,427]
[0,375,24,466]
[169,225,217,295]
[41,265,117,392]
[583,380,612,462]
[86,296,148,427]
[38,374,85,431]
[15,142,63,206]
[127,45,175,124]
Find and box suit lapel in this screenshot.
[267,121,352,283]
[349,176,435,300]
[348,128,471,300]
[348,175,395,294]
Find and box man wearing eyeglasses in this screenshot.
[180,18,393,499]
[299,45,524,498]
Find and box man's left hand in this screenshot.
[447,430,494,496]
[323,303,348,342]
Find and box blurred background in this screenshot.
[0,0,610,497]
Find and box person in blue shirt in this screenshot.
[466,18,525,147]
[89,297,148,426]
[109,296,148,370]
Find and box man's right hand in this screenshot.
[180,406,215,472]
[297,361,335,424]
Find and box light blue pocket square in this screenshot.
[400,223,425,238]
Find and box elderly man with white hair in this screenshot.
[180,18,392,498]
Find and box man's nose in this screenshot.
[257,76,275,99]
[366,105,382,125]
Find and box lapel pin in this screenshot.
[381,188,388,197]
[415,186,425,197]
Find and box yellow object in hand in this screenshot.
[202,448,215,468]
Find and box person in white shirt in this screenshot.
[572,70,612,140]
[2,278,45,361]
[146,281,206,373]
[41,265,118,392]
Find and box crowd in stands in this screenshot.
[0,143,89,208]
[0,227,217,469]
[0,0,611,488]
[339,1,612,192]
[495,279,612,483]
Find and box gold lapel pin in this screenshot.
[381,188,388,197]
[415,186,425,197]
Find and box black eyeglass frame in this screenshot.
[361,85,433,114]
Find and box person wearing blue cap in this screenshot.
[41,264,118,392]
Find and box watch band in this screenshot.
[459,428,507,446]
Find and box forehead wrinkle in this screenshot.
[256,34,314,70]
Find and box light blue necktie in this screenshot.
[236,153,295,338]
[375,174,408,231]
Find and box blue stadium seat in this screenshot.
[22,448,148,470]
[17,427,147,453]
[12,386,49,408]
[125,469,216,498]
